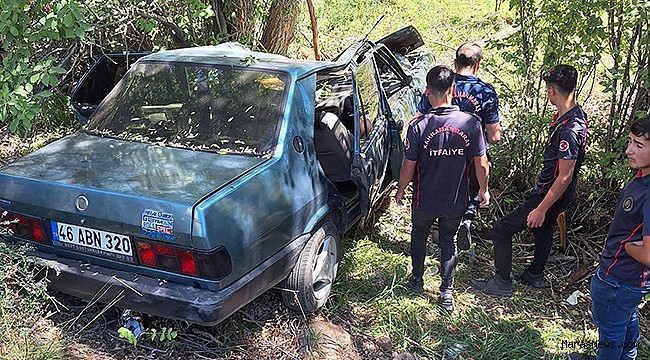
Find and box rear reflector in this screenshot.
[135,240,229,279]
[3,212,48,244]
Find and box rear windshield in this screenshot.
[85,61,288,157]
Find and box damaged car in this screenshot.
[0,26,432,325]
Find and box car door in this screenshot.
[71,52,150,123]
[350,52,392,216]
[374,45,422,181]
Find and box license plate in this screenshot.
[51,222,134,262]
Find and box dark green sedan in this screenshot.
[0,27,432,325]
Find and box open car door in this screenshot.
[350,52,393,217]
[70,52,150,123]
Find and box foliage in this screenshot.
[0,0,89,133]
[488,0,649,191]
[117,326,139,346]
[0,0,298,134]
[149,326,179,345]
[0,216,64,358]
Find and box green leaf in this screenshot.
[49,67,67,75]
[9,118,19,132]
[117,327,138,346]
[30,74,40,83]
[22,116,32,130]
[63,13,73,27]
[36,90,52,98]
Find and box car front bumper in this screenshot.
[34,233,309,326]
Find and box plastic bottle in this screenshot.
[443,343,466,359]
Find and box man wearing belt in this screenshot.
[471,65,587,296]
[416,42,502,250]
[395,65,490,312]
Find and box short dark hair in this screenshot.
[455,42,482,69]
[426,65,455,96]
[630,115,650,140]
[542,65,578,95]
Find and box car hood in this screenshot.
[0,131,265,205]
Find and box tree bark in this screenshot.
[260,0,299,56]
[209,0,228,38]
[225,0,257,42]
[306,0,320,60]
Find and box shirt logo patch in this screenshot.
[622,196,634,212]
[559,140,569,152]
[404,138,410,151]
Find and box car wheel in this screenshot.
[281,222,339,314]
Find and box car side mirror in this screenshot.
[396,119,404,132]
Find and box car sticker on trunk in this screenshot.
[141,209,175,240]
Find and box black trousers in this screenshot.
[493,192,572,279]
[411,208,462,292]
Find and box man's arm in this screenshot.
[484,122,503,144]
[473,154,490,207]
[527,159,576,228]
[625,237,650,266]
[394,159,417,205]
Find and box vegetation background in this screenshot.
[0,0,649,359]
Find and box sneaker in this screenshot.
[408,276,424,294]
[439,290,455,312]
[515,269,545,289]
[470,273,512,297]
[567,352,596,360]
[456,220,471,250]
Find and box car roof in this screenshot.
[141,42,352,79]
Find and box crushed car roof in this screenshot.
[141,42,351,79]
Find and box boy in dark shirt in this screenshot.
[569,116,650,360]
[394,65,490,311]
[471,65,588,296]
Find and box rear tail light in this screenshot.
[2,212,48,244]
[135,239,230,279]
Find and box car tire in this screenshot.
[281,222,339,314]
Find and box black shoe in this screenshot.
[439,290,455,312]
[471,273,512,297]
[408,276,424,294]
[456,220,471,251]
[568,352,596,360]
[515,269,545,289]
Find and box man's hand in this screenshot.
[478,189,490,207]
[394,188,405,206]
[527,207,546,228]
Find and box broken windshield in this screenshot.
[85,61,288,157]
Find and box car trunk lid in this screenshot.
[0,132,266,251]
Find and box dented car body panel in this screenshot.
[0,27,432,325]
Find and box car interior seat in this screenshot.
[313,111,353,182]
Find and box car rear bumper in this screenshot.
[35,233,309,326]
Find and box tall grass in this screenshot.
[0,236,66,359]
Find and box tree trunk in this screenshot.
[306,0,320,60]
[225,0,257,42]
[260,0,299,56]
[209,0,228,38]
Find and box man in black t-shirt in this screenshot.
[394,66,490,312]
[471,65,588,297]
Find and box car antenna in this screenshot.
[362,12,386,42]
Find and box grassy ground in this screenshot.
[329,197,650,359]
